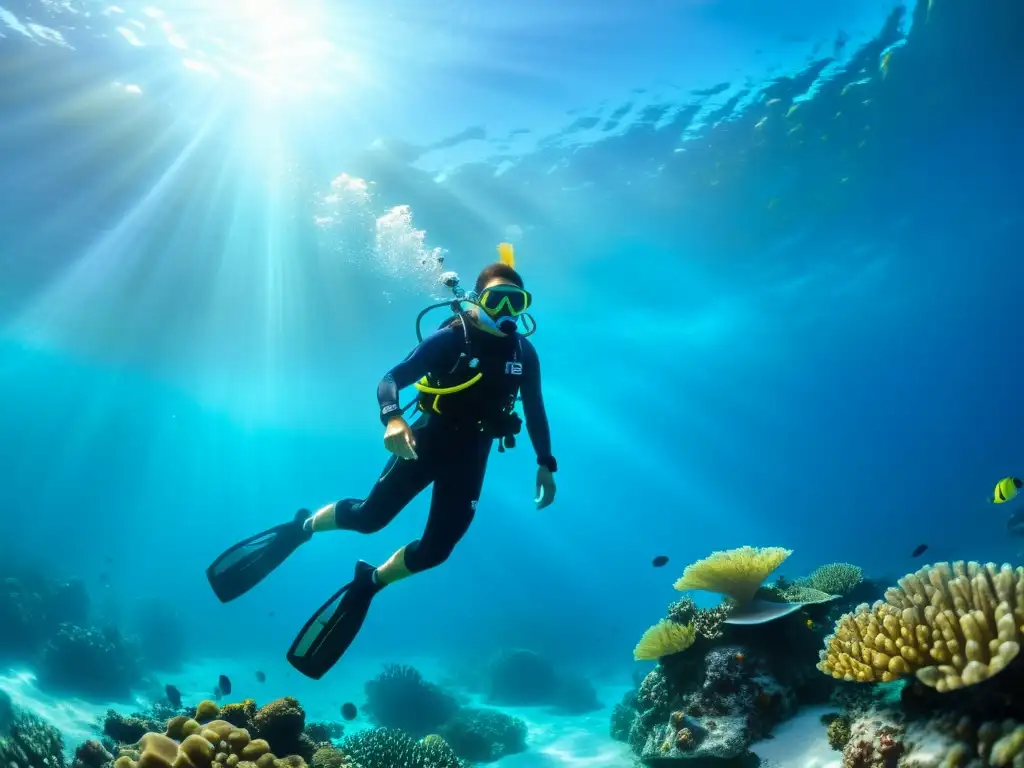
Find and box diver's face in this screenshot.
[476,278,528,336]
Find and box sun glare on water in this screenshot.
[115,0,366,100]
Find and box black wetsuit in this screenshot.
[330,316,554,574]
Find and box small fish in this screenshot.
[991,477,1022,504]
[340,702,358,721]
[255,671,266,683]
[165,684,182,709]
[218,675,232,696]
[213,686,221,701]
[651,555,669,568]
[805,619,815,630]
[910,544,928,558]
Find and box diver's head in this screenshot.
[472,263,530,336]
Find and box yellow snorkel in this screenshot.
[497,242,516,268]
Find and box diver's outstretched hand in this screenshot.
[535,466,556,509]
[384,417,418,460]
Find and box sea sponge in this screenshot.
[634,620,697,661]
[674,547,793,606]
[797,562,864,596]
[817,561,1024,691]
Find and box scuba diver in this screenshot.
[205,244,557,679]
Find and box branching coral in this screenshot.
[666,597,732,640]
[797,562,864,597]
[817,561,1024,691]
[0,705,66,768]
[634,620,696,661]
[674,547,792,606]
[339,728,463,768]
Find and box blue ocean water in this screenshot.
[1,0,1022,765]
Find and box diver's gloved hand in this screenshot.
[384,416,418,460]
[535,466,556,510]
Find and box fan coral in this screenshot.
[634,620,697,661]
[674,546,792,605]
[797,562,864,596]
[818,561,1024,691]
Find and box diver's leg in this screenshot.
[374,435,491,585]
[304,444,435,534]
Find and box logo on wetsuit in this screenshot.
[505,361,523,375]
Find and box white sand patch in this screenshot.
[752,706,842,768]
[0,667,138,751]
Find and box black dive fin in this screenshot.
[206,509,311,603]
[286,560,379,680]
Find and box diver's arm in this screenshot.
[377,328,462,424]
[519,339,556,470]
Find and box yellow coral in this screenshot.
[115,717,308,768]
[817,561,1024,692]
[196,701,221,723]
[633,620,697,661]
[673,546,793,606]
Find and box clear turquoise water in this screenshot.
[0,0,1021,762]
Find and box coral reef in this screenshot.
[0,571,152,702]
[38,624,143,700]
[437,708,527,763]
[0,574,90,659]
[72,739,114,768]
[822,712,853,750]
[364,665,459,738]
[483,648,601,713]
[611,690,637,742]
[101,698,324,766]
[112,723,306,768]
[625,643,796,764]
[797,563,865,597]
[337,728,463,768]
[818,561,1024,691]
[0,691,67,768]
[634,620,696,661]
[667,597,733,640]
[485,648,559,706]
[842,715,905,768]
[310,746,352,768]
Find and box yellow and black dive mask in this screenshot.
[478,285,532,318]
